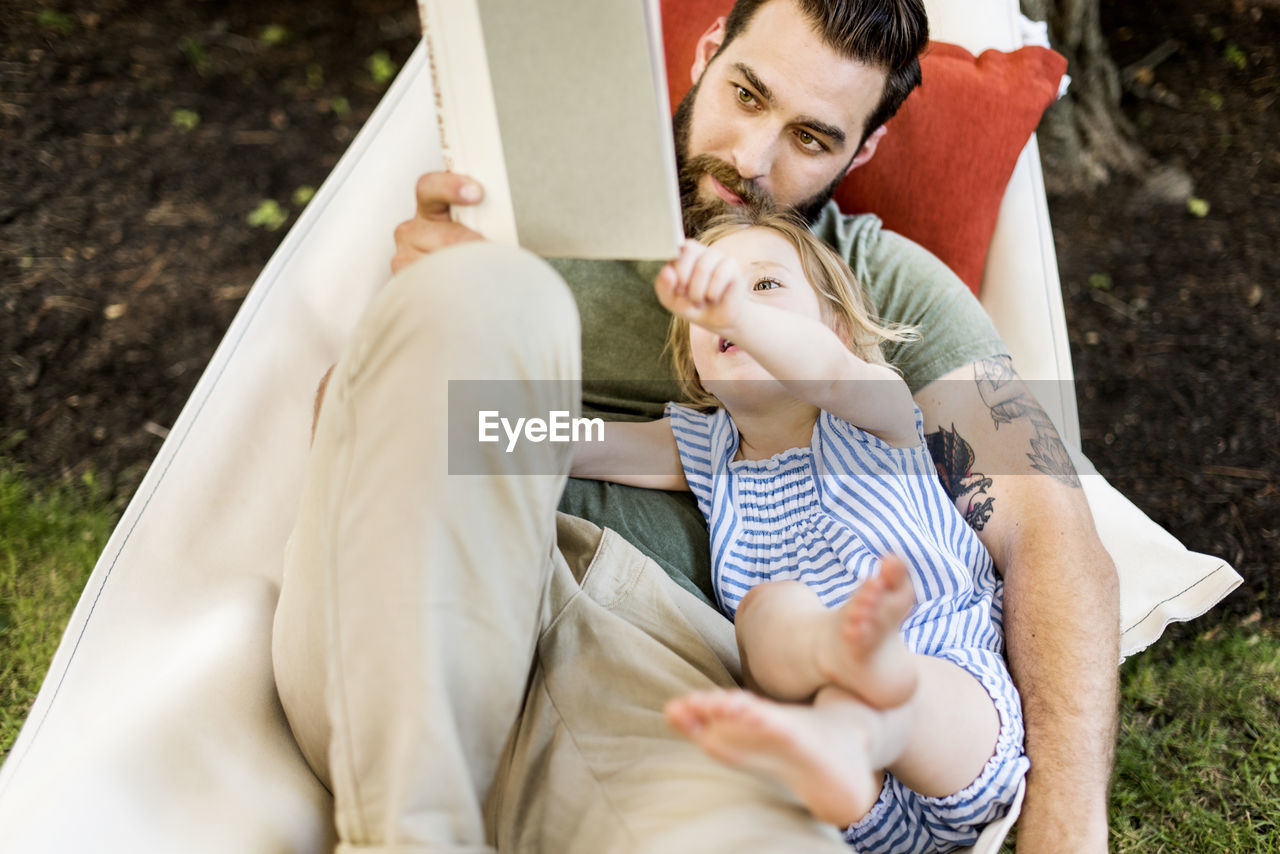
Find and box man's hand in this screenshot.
[391,172,487,275]
[654,239,747,337]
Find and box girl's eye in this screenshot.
[753,278,781,291]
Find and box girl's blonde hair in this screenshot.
[665,208,917,411]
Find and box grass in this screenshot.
[0,464,117,760]
[1111,626,1280,851]
[1,463,1278,848]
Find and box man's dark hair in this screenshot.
[719,0,928,147]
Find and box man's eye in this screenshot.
[796,129,824,151]
[753,278,781,291]
[735,86,755,105]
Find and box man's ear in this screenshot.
[845,125,888,175]
[691,17,728,83]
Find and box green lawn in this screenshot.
[1110,626,1280,850]
[0,464,117,758]
[1,463,1277,848]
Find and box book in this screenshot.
[417,0,684,260]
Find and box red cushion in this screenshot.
[659,1,1066,293]
[662,0,732,111]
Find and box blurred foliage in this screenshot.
[247,199,289,231]
[366,50,397,85]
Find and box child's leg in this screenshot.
[730,555,918,708]
[885,655,1001,798]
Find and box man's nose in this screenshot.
[728,123,778,183]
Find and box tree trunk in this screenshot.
[1022,0,1150,195]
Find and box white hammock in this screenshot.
[0,0,1239,850]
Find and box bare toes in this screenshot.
[664,695,711,735]
[877,555,912,596]
[666,690,754,736]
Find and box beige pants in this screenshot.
[272,243,848,853]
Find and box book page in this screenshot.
[475,0,683,259]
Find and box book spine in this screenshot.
[417,0,454,173]
[415,0,518,246]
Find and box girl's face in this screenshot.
[689,226,828,395]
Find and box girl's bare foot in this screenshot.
[665,689,879,828]
[817,555,918,709]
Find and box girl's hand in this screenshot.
[654,239,746,335]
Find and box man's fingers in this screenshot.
[391,219,483,274]
[415,171,484,220]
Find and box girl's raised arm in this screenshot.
[570,417,690,492]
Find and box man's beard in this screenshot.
[672,82,846,237]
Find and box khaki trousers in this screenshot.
[272,242,847,853]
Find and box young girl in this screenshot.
[570,209,1029,853]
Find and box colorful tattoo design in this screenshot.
[925,424,995,530]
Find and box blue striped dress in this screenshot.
[666,402,1029,854]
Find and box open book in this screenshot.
[418,0,684,259]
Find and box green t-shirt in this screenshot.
[551,201,1009,606]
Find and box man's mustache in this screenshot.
[679,154,774,209]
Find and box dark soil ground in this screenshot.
[3,0,1276,626]
[1058,0,1278,626]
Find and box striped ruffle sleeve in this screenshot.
[664,403,717,522]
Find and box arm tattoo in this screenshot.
[974,356,1082,488]
[925,424,995,531]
